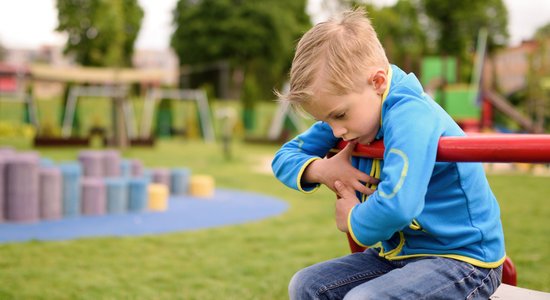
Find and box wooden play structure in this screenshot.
[140,87,215,142]
[0,64,38,127]
[330,134,550,299]
[30,64,166,147]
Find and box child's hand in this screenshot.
[334,180,360,232]
[304,141,379,195]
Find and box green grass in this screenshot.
[0,139,549,298]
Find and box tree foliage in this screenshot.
[362,0,427,73]
[421,0,508,79]
[0,40,6,61]
[56,0,144,67]
[339,0,508,79]
[171,0,311,101]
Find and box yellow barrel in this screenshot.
[148,184,169,211]
[189,175,215,198]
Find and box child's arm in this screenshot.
[347,95,443,247]
[272,121,376,195]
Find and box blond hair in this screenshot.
[277,7,388,107]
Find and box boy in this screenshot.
[272,8,504,300]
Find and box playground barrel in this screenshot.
[330,134,550,163]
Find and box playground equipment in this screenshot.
[267,100,309,142]
[140,88,215,142]
[329,134,550,298]
[29,64,167,147]
[0,64,38,127]
[421,27,546,134]
[0,148,199,224]
[61,85,137,139]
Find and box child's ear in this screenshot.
[370,69,388,95]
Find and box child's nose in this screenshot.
[332,126,347,138]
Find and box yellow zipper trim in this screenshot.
[347,206,368,248]
[296,157,321,193]
[385,253,507,269]
[361,159,381,202]
[380,65,392,125]
[379,232,405,259]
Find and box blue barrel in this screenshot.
[142,169,153,183]
[105,178,128,214]
[40,157,55,167]
[81,178,106,215]
[119,159,132,177]
[59,163,82,217]
[5,152,40,222]
[128,178,149,212]
[39,166,62,220]
[170,168,191,195]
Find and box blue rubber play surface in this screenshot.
[0,188,288,243]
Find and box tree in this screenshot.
[0,40,6,61]
[323,0,428,74]
[528,23,550,132]
[171,0,311,130]
[421,0,508,80]
[56,0,144,67]
[363,0,427,74]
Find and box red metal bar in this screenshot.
[332,134,550,163]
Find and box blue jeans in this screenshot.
[289,248,502,300]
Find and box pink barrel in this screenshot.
[38,167,63,220]
[5,152,40,223]
[81,178,106,215]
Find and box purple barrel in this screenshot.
[5,152,40,223]
[81,178,106,215]
[151,168,171,188]
[38,167,62,220]
[0,148,15,222]
[130,159,144,177]
[103,150,121,177]
[78,150,104,178]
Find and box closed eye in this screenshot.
[334,112,346,120]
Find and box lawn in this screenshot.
[0,138,548,299]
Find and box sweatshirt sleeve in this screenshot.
[348,93,443,247]
[271,121,339,193]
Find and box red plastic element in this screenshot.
[502,256,518,286]
[346,233,367,253]
[333,134,550,163]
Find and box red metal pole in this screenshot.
[333,134,550,163]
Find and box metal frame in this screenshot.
[61,85,135,138]
[140,88,215,142]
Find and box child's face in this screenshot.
[303,70,386,145]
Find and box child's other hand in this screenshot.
[334,180,360,232]
[304,141,379,195]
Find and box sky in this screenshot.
[0,0,549,51]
